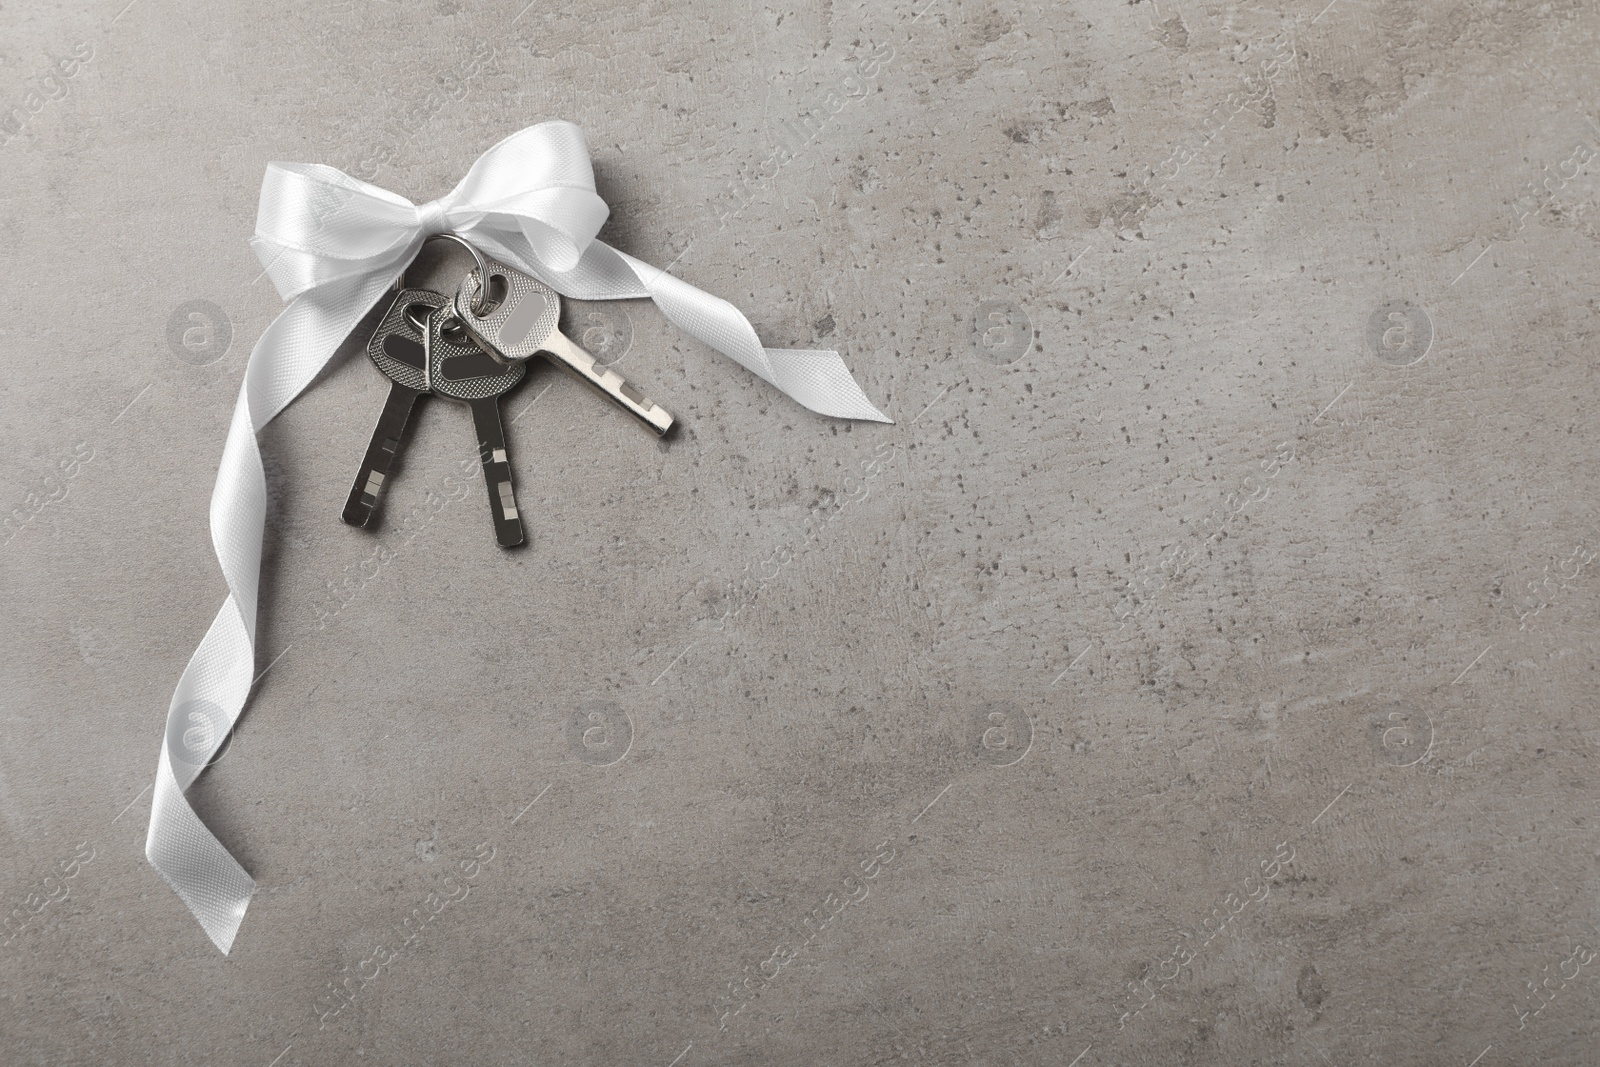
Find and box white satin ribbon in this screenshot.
[147,121,891,953]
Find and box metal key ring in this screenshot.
[394,232,494,316]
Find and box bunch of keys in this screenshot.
[343,233,674,547]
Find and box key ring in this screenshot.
[395,232,495,316]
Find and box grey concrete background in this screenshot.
[2,0,1598,1063]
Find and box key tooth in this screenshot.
[541,329,674,436]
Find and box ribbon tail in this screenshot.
[754,348,895,424]
[148,754,255,954]
[471,229,891,422]
[611,245,892,422]
[145,599,257,954]
[146,269,399,953]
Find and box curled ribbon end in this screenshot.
[200,901,252,956]
[761,348,893,423]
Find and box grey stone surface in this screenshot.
[2,0,1598,1063]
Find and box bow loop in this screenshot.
[250,122,617,299]
[254,163,417,255]
[445,123,610,273]
[477,186,609,274]
[251,163,418,301]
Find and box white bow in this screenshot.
[147,121,890,954]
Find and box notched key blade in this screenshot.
[342,383,424,528]
[541,329,675,436]
[452,255,675,435]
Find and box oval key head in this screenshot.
[369,288,447,393]
[452,256,561,364]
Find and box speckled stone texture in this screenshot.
[2,0,1598,1063]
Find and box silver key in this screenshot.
[452,256,674,436]
[343,289,444,528]
[426,309,528,548]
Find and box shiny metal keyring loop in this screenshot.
[394,232,494,316]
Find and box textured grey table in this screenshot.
[3,0,1598,1063]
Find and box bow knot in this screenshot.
[414,198,452,237]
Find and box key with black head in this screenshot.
[425,308,528,548]
[342,288,446,528]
